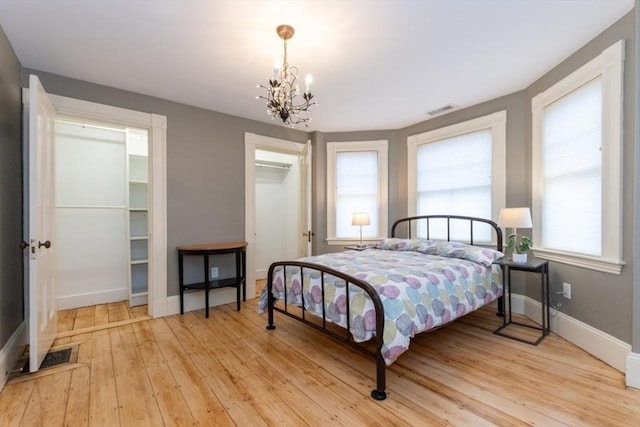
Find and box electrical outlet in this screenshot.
[563,282,571,299]
[211,267,219,278]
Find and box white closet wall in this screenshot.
[55,120,150,310]
[55,120,129,309]
[255,150,300,279]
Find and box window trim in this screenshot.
[407,110,507,224]
[326,140,388,245]
[531,39,625,274]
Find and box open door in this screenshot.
[26,75,57,373]
[299,140,313,257]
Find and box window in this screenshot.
[326,140,388,244]
[532,40,624,274]
[407,111,506,241]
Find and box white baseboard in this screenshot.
[56,287,128,310]
[626,352,640,388]
[511,294,631,373]
[0,322,27,392]
[167,284,257,316]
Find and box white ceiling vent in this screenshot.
[426,104,458,117]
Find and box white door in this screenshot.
[299,141,313,257]
[27,75,57,373]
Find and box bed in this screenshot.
[258,215,504,400]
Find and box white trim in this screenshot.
[22,89,168,318]
[531,40,625,273]
[244,132,308,300]
[626,352,640,389]
[532,248,624,275]
[0,322,26,392]
[326,140,389,244]
[407,110,506,222]
[167,285,241,315]
[511,294,630,372]
[56,287,129,310]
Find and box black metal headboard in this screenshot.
[390,215,503,252]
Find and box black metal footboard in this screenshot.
[266,260,388,401]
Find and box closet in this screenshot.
[254,149,300,279]
[55,118,149,310]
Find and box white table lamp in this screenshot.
[352,212,370,248]
[498,207,533,262]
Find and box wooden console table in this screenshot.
[177,241,247,318]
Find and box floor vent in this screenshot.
[13,345,79,379]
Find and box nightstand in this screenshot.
[493,257,550,345]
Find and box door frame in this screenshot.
[244,133,312,296]
[23,89,168,318]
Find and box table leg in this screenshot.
[235,250,241,311]
[204,255,210,318]
[242,248,246,302]
[179,252,184,315]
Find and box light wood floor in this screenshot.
[1,294,639,426]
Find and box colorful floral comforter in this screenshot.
[258,239,503,365]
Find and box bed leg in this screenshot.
[371,389,387,401]
[266,267,276,330]
[371,352,387,400]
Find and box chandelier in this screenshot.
[257,25,316,128]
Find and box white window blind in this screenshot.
[335,151,378,238]
[542,78,602,255]
[416,129,492,218]
[415,129,493,240]
[326,140,388,244]
[408,111,506,242]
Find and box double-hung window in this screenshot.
[326,140,388,244]
[407,111,506,241]
[531,40,624,274]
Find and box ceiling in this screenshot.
[0,0,634,133]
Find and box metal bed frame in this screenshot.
[265,215,503,400]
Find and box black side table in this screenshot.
[177,241,247,318]
[493,256,550,345]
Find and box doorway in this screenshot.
[54,118,149,310]
[255,149,301,279]
[244,133,312,298]
[24,79,168,319]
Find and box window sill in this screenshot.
[532,248,625,275]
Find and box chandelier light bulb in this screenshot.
[305,74,312,93]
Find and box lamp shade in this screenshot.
[498,207,532,229]
[352,212,370,226]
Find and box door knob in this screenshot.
[38,240,51,249]
[20,241,28,250]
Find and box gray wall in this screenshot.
[0,25,24,349]
[20,69,308,297]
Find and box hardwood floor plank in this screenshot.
[73,306,95,330]
[2,298,639,427]
[87,330,120,426]
[148,318,235,426]
[0,380,34,427]
[20,370,71,427]
[131,321,197,427]
[107,301,130,323]
[110,326,165,426]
